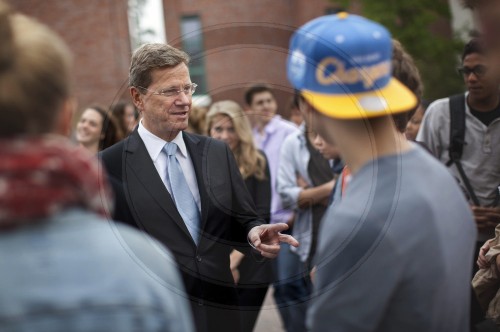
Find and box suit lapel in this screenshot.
[124,131,195,243]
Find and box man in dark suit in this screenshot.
[100,43,298,332]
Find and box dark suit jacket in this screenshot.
[99,130,263,331]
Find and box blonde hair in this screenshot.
[0,1,72,137]
[187,106,208,135]
[207,100,267,180]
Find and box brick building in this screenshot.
[9,0,342,118]
[162,0,344,115]
[8,0,131,114]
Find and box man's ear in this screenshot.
[130,86,144,110]
[54,97,76,137]
[298,96,315,127]
[297,95,310,114]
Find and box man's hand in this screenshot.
[230,250,244,284]
[478,238,494,269]
[472,206,500,231]
[248,223,300,259]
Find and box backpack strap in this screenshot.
[448,94,466,166]
[448,94,481,206]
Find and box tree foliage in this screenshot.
[337,0,466,101]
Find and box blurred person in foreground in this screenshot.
[206,100,273,332]
[287,12,476,331]
[99,43,298,332]
[308,38,424,283]
[0,2,194,331]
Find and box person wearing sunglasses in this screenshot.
[0,2,195,331]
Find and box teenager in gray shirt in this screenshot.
[286,12,477,332]
[417,38,500,244]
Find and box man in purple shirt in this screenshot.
[245,84,299,224]
[245,84,305,332]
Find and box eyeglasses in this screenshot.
[457,65,488,77]
[136,83,198,98]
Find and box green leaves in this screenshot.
[337,0,465,100]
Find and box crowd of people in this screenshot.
[1,0,500,331]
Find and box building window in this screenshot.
[180,15,207,95]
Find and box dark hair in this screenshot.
[291,92,301,110]
[110,101,135,135]
[462,38,486,61]
[86,105,124,151]
[244,84,274,106]
[462,0,482,9]
[391,39,424,133]
[421,99,431,113]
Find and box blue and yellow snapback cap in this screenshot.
[287,13,417,119]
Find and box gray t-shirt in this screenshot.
[308,146,476,332]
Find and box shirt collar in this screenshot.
[138,121,188,161]
[264,115,282,135]
[297,123,307,145]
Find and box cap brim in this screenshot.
[302,78,418,119]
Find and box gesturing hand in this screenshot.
[247,223,300,259]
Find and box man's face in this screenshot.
[462,53,499,101]
[313,133,340,160]
[249,91,278,126]
[131,63,192,140]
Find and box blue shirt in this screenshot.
[277,125,313,261]
[0,209,194,332]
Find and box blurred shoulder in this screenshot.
[273,115,300,134]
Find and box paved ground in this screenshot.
[254,287,285,332]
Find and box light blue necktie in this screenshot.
[164,142,200,245]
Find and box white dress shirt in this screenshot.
[138,122,201,212]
